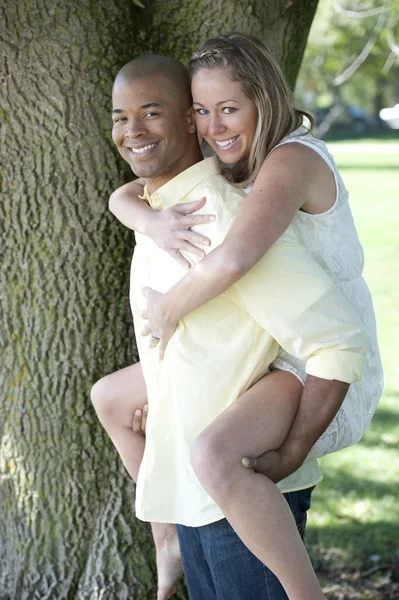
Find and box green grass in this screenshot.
[307,139,399,598]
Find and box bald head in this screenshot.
[114,55,192,107]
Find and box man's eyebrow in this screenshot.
[193,100,238,106]
[112,102,163,114]
[140,102,163,109]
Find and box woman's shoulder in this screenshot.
[260,135,338,215]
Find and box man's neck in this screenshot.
[146,147,203,195]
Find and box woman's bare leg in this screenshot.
[90,363,182,600]
[191,370,326,600]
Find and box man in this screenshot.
[111,55,366,599]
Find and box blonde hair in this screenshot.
[189,32,314,188]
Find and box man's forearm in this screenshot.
[281,375,350,467]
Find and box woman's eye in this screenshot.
[113,116,126,124]
[196,108,209,116]
[222,107,236,114]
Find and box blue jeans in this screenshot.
[176,486,315,600]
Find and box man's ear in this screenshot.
[187,107,197,134]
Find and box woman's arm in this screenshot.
[109,181,216,268]
[143,142,336,355]
[109,180,152,234]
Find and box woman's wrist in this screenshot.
[140,204,161,238]
[159,290,182,326]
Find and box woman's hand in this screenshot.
[141,287,178,360]
[151,197,216,268]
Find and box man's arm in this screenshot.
[242,377,349,482]
[226,227,367,479]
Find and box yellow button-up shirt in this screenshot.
[130,157,366,526]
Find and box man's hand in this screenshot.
[133,404,148,435]
[242,376,351,483]
[241,447,303,484]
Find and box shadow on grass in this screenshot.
[360,408,399,450]
[308,518,398,572]
[338,165,399,170]
[315,469,398,502]
[358,394,399,441]
[324,130,399,142]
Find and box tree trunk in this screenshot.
[0,1,318,598]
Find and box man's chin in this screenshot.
[129,160,161,179]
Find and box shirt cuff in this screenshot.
[306,352,365,384]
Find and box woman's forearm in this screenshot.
[109,181,154,235]
[158,146,311,324]
[159,241,248,324]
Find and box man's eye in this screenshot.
[144,112,158,118]
[222,107,236,114]
[196,109,208,116]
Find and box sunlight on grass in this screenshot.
[306,138,399,577]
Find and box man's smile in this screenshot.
[125,142,159,157]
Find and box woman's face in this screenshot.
[191,68,258,164]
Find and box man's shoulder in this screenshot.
[192,172,247,221]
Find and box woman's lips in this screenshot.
[213,136,239,151]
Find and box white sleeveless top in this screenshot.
[247,128,383,457]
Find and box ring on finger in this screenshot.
[150,335,160,347]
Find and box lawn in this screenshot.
[307,137,399,599]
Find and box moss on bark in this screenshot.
[1,1,317,597]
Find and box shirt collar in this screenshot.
[142,157,221,210]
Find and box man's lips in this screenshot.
[125,142,158,156]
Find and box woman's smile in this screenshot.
[213,136,240,150]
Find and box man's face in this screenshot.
[112,75,194,183]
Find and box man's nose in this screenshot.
[208,115,226,136]
[125,118,147,138]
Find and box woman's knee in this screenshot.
[90,376,116,419]
[191,428,239,500]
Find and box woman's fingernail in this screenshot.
[209,215,216,221]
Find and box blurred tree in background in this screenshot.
[296,0,399,121]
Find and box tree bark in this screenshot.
[0,1,318,598]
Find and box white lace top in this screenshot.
[248,128,383,457]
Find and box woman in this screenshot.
[92,33,382,600]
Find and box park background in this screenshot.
[294,4,399,599]
[1,0,398,599]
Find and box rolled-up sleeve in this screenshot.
[225,225,367,384]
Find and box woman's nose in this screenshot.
[208,116,226,136]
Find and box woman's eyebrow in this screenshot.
[193,100,238,106]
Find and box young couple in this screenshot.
[92,33,382,600]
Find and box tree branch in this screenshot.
[333,0,389,86]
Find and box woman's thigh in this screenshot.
[91,362,147,429]
[199,370,303,459]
